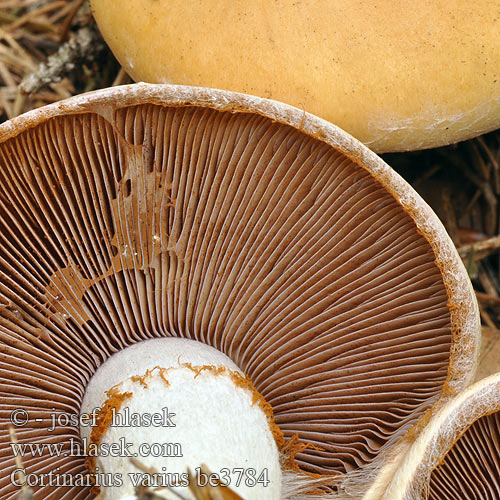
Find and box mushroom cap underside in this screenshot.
[0,84,479,499]
[384,373,500,500]
[429,410,500,500]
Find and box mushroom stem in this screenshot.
[80,339,282,499]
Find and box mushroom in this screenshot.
[80,338,282,500]
[89,0,500,153]
[383,372,500,500]
[0,83,479,499]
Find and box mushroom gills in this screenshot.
[428,411,500,500]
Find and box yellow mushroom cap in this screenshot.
[90,0,500,153]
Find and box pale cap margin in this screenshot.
[383,372,500,500]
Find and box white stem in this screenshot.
[81,338,282,500]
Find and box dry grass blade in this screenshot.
[0,10,57,34]
[9,426,34,500]
[4,1,66,33]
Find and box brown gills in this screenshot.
[0,104,452,498]
[429,411,500,500]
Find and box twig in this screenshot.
[0,89,13,119]
[411,163,442,188]
[457,235,500,260]
[462,188,482,220]
[0,59,16,87]
[476,291,500,309]
[468,141,490,181]
[20,25,104,94]
[455,148,498,235]
[0,27,37,70]
[12,89,26,117]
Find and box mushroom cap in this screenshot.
[383,372,500,500]
[90,0,500,153]
[0,83,479,499]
